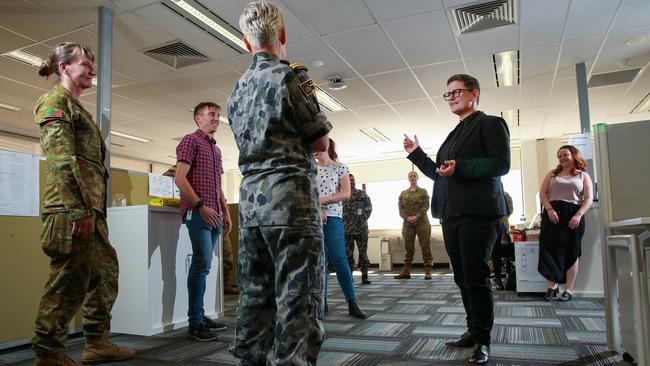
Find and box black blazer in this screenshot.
[408,111,510,218]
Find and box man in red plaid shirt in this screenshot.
[175,102,231,341]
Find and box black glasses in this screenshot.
[443,88,471,101]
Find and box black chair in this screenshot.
[491,222,515,290]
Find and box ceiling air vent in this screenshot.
[452,0,517,34]
[587,68,641,88]
[143,41,209,69]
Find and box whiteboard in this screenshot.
[0,149,40,216]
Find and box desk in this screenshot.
[107,205,223,336]
[606,217,650,365]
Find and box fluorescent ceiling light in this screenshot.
[359,127,390,142]
[0,102,22,112]
[170,0,247,51]
[315,86,347,112]
[494,50,518,87]
[110,131,151,143]
[500,109,519,127]
[631,92,650,113]
[5,50,44,67]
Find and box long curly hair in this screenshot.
[552,145,587,176]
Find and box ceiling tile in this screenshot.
[551,77,578,102]
[478,86,519,115]
[365,0,443,22]
[520,81,551,108]
[198,0,316,43]
[413,61,466,97]
[320,78,384,109]
[282,0,374,36]
[520,0,570,47]
[593,27,650,73]
[383,10,459,67]
[565,0,619,40]
[354,104,401,128]
[323,25,406,76]
[545,103,575,124]
[0,27,35,54]
[0,1,97,41]
[457,25,519,58]
[559,36,602,71]
[365,70,425,103]
[286,38,356,84]
[520,43,560,83]
[612,0,650,32]
[519,106,547,126]
[465,56,497,89]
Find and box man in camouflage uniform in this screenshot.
[228,2,332,365]
[396,171,434,280]
[342,173,373,284]
[32,42,133,365]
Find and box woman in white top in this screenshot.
[538,145,593,302]
[315,139,367,319]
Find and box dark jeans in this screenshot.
[442,216,500,345]
[185,209,221,325]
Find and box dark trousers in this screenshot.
[442,216,500,345]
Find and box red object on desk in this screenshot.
[512,230,527,242]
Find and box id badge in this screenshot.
[186,209,192,221]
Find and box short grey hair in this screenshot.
[239,1,284,49]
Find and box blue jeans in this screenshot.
[323,217,356,302]
[185,209,221,325]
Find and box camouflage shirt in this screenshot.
[398,186,430,224]
[228,52,332,227]
[35,83,108,220]
[342,188,372,234]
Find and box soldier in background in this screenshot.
[342,173,373,284]
[32,42,134,365]
[228,1,331,364]
[221,229,239,295]
[395,171,434,280]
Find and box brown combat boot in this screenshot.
[394,264,411,279]
[81,335,135,364]
[424,266,433,280]
[35,352,81,366]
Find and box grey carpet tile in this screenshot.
[1,269,625,365]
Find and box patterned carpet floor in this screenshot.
[0,269,630,365]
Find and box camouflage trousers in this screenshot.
[222,234,234,284]
[33,212,118,355]
[402,221,433,266]
[230,225,325,365]
[344,232,370,275]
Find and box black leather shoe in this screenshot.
[468,343,489,365]
[545,286,559,301]
[361,274,371,285]
[445,331,474,347]
[348,300,367,319]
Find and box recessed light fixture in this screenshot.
[5,50,44,67]
[110,131,152,143]
[625,36,646,46]
[169,0,247,51]
[315,86,347,112]
[310,60,324,67]
[0,102,22,112]
[359,127,390,142]
[493,50,519,87]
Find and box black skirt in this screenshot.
[538,200,585,284]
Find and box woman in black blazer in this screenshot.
[403,74,510,366]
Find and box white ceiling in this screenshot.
[1,0,650,171]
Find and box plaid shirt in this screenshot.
[176,129,223,218]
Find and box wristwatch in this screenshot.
[195,200,204,209]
